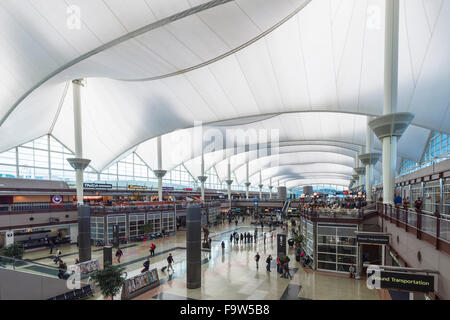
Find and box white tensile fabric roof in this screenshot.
[0,0,449,188]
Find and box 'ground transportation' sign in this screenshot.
[356,233,390,245]
[367,268,434,293]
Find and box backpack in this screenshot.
[266,257,271,264]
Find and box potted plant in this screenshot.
[90,263,126,300]
[293,234,304,250]
[1,242,25,268]
[141,221,154,239]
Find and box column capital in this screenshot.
[258,184,264,189]
[358,152,381,165]
[368,112,414,140]
[72,78,86,86]
[245,182,251,187]
[153,170,167,178]
[225,179,233,186]
[197,176,208,183]
[355,167,366,175]
[352,174,359,181]
[67,158,91,171]
[269,186,273,190]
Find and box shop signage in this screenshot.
[162,187,174,191]
[84,183,112,189]
[5,231,14,246]
[128,185,147,190]
[367,269,434,293]
[51,195,63,204]
[356,234,390,245]
[184,188,193,191]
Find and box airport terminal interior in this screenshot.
[0,0,449,301]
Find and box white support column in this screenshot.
[366,117,374,201]
[245,162,250,200]
[382,0,399,205]
[258,171,263,200]
[200,154,205,202]
[226,159,233,202]
[153,136,167,202]
[269,177,273,200]
[157,136,163,201]
[68,79,91,206]
[227,160,231,200]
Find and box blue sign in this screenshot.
[254,199,259,204]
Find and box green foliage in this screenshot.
[293,234,304,248]
[141,222,154,235]
[90,264,126,300]
[1,243,24,259]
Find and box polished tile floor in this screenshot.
[23,222,380,300]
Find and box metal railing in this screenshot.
[0,202,76,212]
[0,200,222,214]
[377,203,450,243]
[297,203,376,220]
[0,254,60,279]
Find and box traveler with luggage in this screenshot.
[115,248,123,263]
[57,260,69,280]
[167,253,175,272]
[142,258,150,273]
[150,243,156,257]
[266,255,272,272]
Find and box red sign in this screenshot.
[184,188,193,191]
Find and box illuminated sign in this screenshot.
[357,234,390,245]
[84,183,112,189]
[367,269,434,293]
[128,185,148,190]
[51,195,63,204]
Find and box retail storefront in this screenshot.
[317,223,358,273]
[90,211,176,245]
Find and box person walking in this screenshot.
[115,248,123,263]
[57,260,68,280]
[221,241,225,251]
[142,257,150,273]
[255,253,260,269]
[240,233,244,243]
[53,248,62,264]
[266,255,272,272]
[276,257,281,274]
[281,256,292,279]
[263,233,266,244]
[49,240,54,255]
[150,243,156,257]
[235,219,238,227]
[167,253,175,272]
[230,233,233,243]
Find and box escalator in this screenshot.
[0,255,92,300]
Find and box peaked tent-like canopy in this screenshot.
[0,0,449,189]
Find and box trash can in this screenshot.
[288,238,294,247]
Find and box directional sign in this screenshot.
[356,234,390,245]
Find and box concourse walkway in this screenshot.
[23,222,379,300]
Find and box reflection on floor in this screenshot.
[22,222,380,300]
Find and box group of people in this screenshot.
[229,230,257,244]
